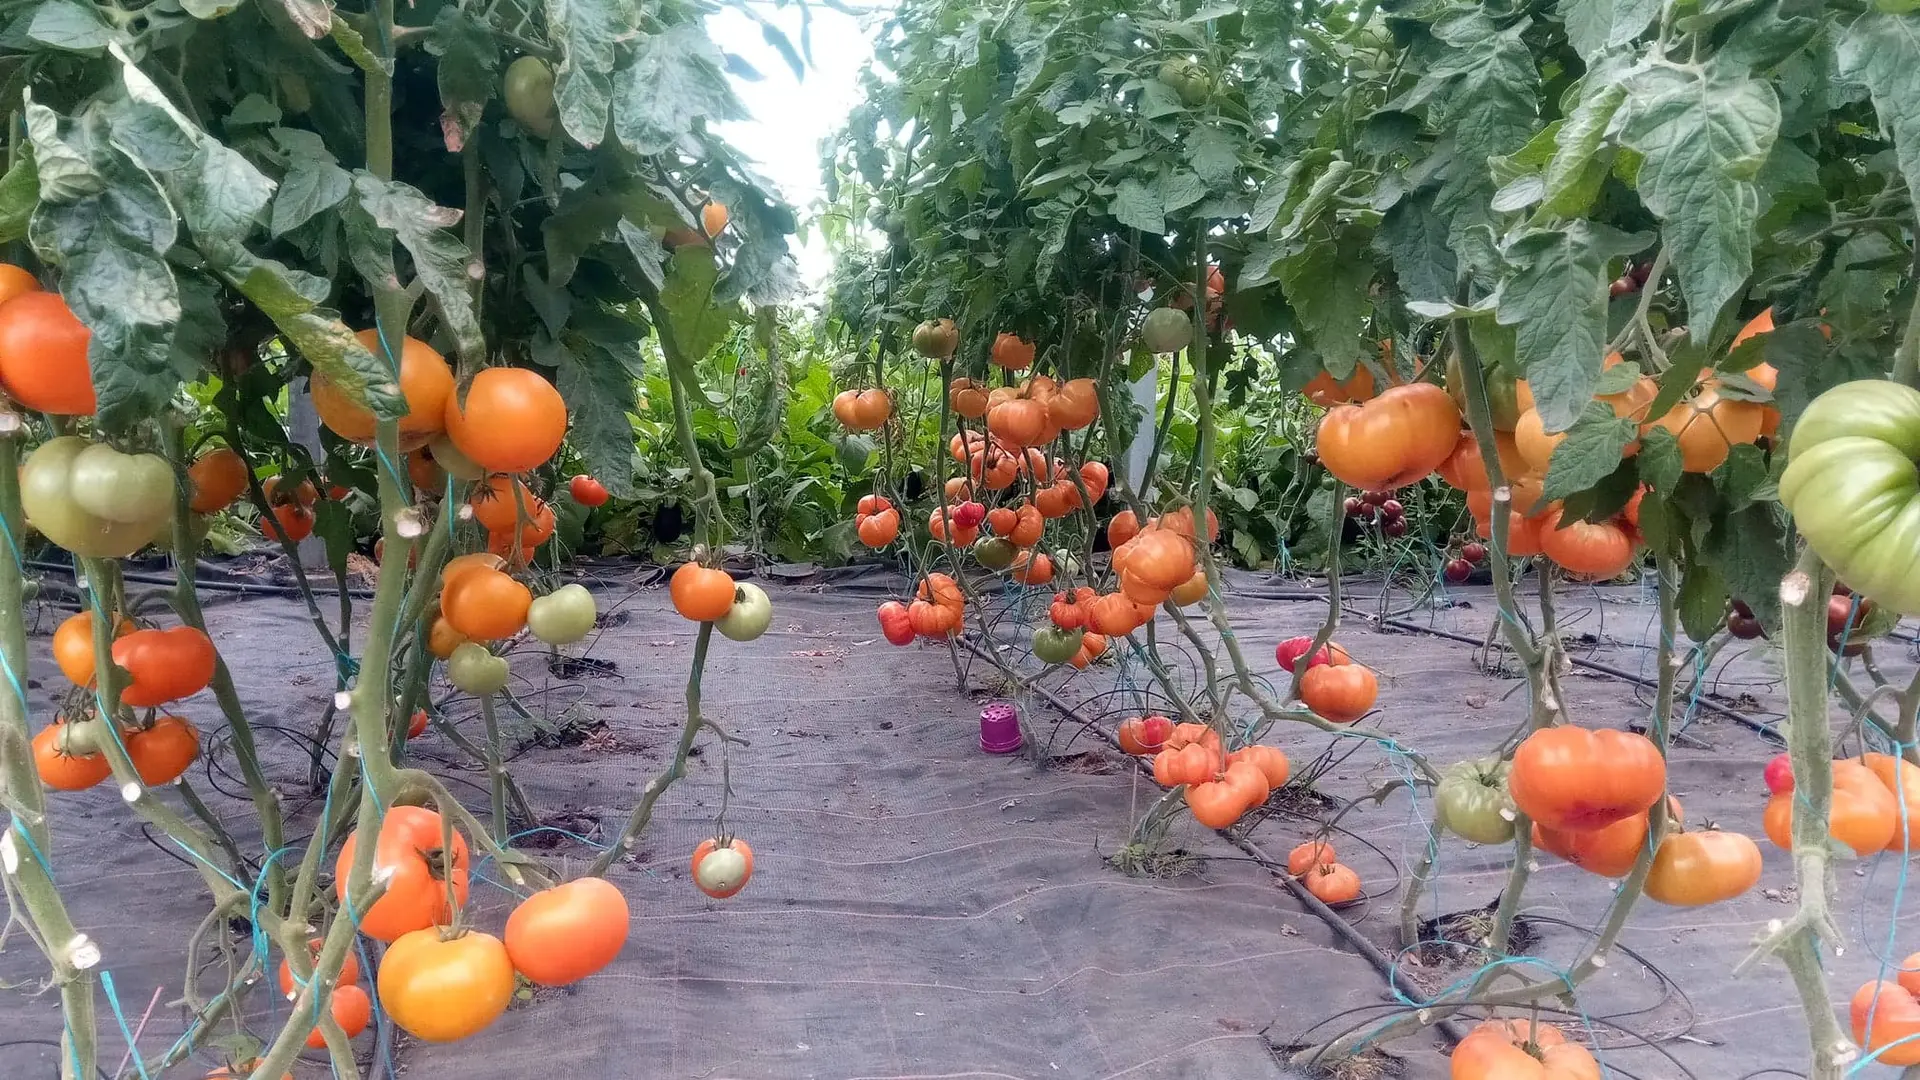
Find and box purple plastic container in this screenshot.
[979,703,1023,754]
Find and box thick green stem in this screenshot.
[1398,817,1445,950]
[1450,329,1541,669]
[0,432,97,1080]
[588,624,714,876]
[478,693,509,844]
[1736,549,1851,1079]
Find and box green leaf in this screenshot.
[269,127,351,237]
[1495,220,1649,431]
[315,497,353,582]
[1417,14,1539,203]
[1677,561,1728,643]
[1188,126,1239,186]
[1274,159,1353,242]
[1543,63,1625,217]
[616,218,666,290]
[1703,502,1793,627]
[430,7,499,148]
[1838,12,1920,217]
[1157,169,1206,216]
[1110,176,1163,235]
[1381,191,1456,305]
[1619,64,1779,328]
[1543,401,1639,500]
[1637,426,1684,495]
[351,173,484,361]
[27,0,118,52]
[552,339,639,498]
[215,249,404,420]
[0,153,39,245]
[1279,226,1373,378]
[108,50,275,244]
[226,95,281,127]
[546,0,629,147]
[658,246,740,365]
[613,25,746,156]
[1559,0,1658,64]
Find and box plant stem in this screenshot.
[478,693,509,844]
[0,432,98,1080]
[589,624,714,876]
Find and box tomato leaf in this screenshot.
[1495,220,1649,432]
[1560,0,1658,64]
[0,151,39,245]
[27,0,119,53]
[1278,225,1373,378]
[217,249,404,421]
[268,128,351,237]
[1677,561,1728,643]
[547,0,628,147]
[1838,11,1920,213]
[1636,426,1684,496]
[613,25,746,156]
[1543,401,1638,501]
[314,497,353,584]
[1713,443,1770,511]
[658,245,741,364]
[1619,64,1779,329]
[1542,61,1625,217]
[1110,176,1164,236]
[1703,503,1793,627]
[547,336,638,499]
[430,8,499,148]
[108,53,276,246]
[1380,191,1456,306]
[351,174,484,362]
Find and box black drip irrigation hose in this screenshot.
[954,635,1471,1051]
[1228,584,1789,747]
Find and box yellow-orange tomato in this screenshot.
[1644,828,1761,907]
[1861,753,1920,852]
[1170,567,1209,606]
[1536,509,1636,579]
[1299,663,1377,723]
[1534,798,1680,878]
[443,367,568,474]
[1646,385,1764,473]
[1508,726,1665,832]
[1449,1019,1601,1079]
[670,562,736,622]
[314,331,454,447]
[1315,383,1460,491]
[1286,840,1335,876]
[1763,760,1896,856]
[440,567,532,641]
[377,928,514,1042]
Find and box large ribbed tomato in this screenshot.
[1537,510,1636,579]
[1852,961,1920,1067]
[1780,380,1920,613]
[1508,727,1665,832]
[1449,1019,1600,1079]
[1315,383,1460,490]
[336,806,470,942]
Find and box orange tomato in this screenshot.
[1860,753,1920,852]
[1537,509,1636,578]
[1449,1019,1601,1079]
[316,331,454,447]
[1763,760,1896,855]
[443,367,568,474]
[126,715,200,786]
[1644,828,1761,907]
[1853,964,1920,1067]
[1304,862,1362,904]
[440,567,533,640]
[1509,727,1665,832]
[0,291,94,415]
[505,877,630,986]
[32,723,110,791]
[52,610,131,685]
[1315,383,1460,490]
[277,940,362,998]
[112,627,217,707]
[991,333,1034,371]
[1303,366,1376,407]
[187,448,250,513]
[1299,663,1377,723]
[336,805,470,942]
[1533,798,1680,878]
[1286,840,1335,876]
[1646,385,1764,473]
[670,562,736,622]
[304,983,372,1048]
[377,928,514,1042]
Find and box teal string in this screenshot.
[99,970,152,1080]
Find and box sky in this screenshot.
[707,2,882,287]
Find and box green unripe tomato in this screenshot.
[1141,307,1192,354]
[527,583,597,645]
[715,582,773,642]
[503,56,558,139]
[69,445,175,526]
[21,437,168,558]
[1446,351,1520,432]
[1031,626,1084,665]
[1434,757,1515,845]
[1781,379,1920,614]
[1156,58,1211,105]
[427,434,486,482]
[973,536,1016,570]
[447,642,510,695]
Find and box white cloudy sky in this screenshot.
[707,2,883,287]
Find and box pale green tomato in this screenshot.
[1781,380,1920,614]
[503,56,557,138]
[973,536,1015,570]
[68,445,175,525]
[1141,307,1192,354]
[447,642,510,695]
[527,584,597,645]
[21,437,164,558]
[1434,757,1516,845]
[715,582,773,642]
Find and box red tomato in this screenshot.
[570,474,610,507]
